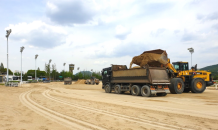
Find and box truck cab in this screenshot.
[101,67,111,89]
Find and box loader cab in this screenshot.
[172,62,189,71]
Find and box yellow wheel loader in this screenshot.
[165,60,214,94]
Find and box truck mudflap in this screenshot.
[150,85,170,94]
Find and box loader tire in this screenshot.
[190,78,206,93]
[131,85,141,96]
[169,78,184,94]
[141,85,151,97]
[105,84,111,93]
[114,85,123,94]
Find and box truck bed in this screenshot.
[111,67,170,84]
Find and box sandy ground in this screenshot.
[0,82,218,130]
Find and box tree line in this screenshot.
[0,62,102,80]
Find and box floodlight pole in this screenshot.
[188,47,194,68]
[49,59,52,81]
[63,63,66,79]
[35,54,38,81]
[6,29,12,83]
[7,37,9,82]
[20,46,25,84]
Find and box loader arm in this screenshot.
[165,63,177,73]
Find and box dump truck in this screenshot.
[129,49,214,94]
[64,77,72,85]
[102,64,170,97]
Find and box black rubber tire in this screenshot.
[131,85,141,96]
[105,84,111,93]
[190,78,206,93]
[96,83,99,85]
[169,78,184,94]
[183,88,190,93]
[141,85,151,97]
[156,93,167,96]
[114,85,123,94]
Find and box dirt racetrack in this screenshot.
[0,82,218,130]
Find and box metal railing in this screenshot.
[5,82,19,87]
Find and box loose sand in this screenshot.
[0,83,218,130]
[74,79,86,84]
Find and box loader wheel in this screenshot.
[131,85,141,96]
[141,85,151,97]
[156,93,167,96]
[190,78,206,93]
[169,78,184,94]
[114,85,123,94]
[183,88,190,93]
[105,84,111,93]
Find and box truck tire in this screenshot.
[141,85,151,97]
[156,93,167,96]
[96,83,99,85]
[183,88,190,93]
[105,84,111,93]
[114,85,123,94]
[190,78,206,93]
[131,85,141,96]
[169,78,184,94]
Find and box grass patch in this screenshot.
[0,83,4,85]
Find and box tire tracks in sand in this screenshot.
[43,89,193,130]
[19,90,106,130]
[51,89,218,120]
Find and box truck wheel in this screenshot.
[131,85,141,96]
[156,93,167,96]
[96,83,99,85]
[105,84,111,93]
[141,85,151,97]
[190,78,206,93]
[169,78,184,94]
[114,85,123,94]
[183,88,190,93]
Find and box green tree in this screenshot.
[44,64,51,79]
[2,68,13,75]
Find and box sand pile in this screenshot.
[130,49,168,68]
[75,79,86,84]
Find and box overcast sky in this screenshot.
[0,0,218,74]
